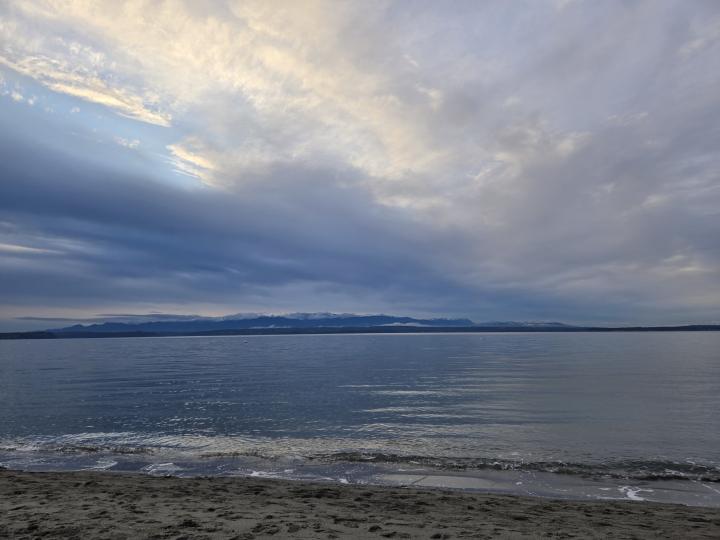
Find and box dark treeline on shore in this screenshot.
[2,325,720,340]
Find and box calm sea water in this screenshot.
[1,332,719,505]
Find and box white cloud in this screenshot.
[0,9,172,126]
[114,136,139,149]
[0,242,58,255]
[166,139,217,183]
[0,1,466,190]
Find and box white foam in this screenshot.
[85,459,118,470]
[249,470,284,478]
[142,462,183,475]
[619,486,653,501]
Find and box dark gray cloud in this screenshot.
[0,125,479,324]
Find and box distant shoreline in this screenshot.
[2,324,720,340]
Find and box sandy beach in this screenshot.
[1,470,719,539]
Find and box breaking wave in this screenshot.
[2,434,718,483]
[311,451,720,483]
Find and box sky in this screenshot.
[1,0,719,331]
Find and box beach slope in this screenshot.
[1,470,719,539]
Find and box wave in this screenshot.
[0,442,154,456]
[311,452,720,483]
[3,436,718,483]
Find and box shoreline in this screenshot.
[2,469,719,539]
[4,447,720,508]
[3,324,720,340]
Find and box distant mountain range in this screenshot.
[51,313,573,334]
[1,314,716,340]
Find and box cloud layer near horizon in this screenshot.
[1,0,719,330]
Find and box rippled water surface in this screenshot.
[1,332,719,504]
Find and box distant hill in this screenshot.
[52,313,479,334]
[1,316,719,340]
[475,321,571,328]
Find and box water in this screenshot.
[1,332,719,506]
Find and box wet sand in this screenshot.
[1,469,719,539]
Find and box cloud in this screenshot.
[0,51,172,125]
[0,1,719,328]
[167,139,216,182]
[0,242,59,255]
[114,136,139,149]
[0,127,473,319]
[0,2,172,125]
